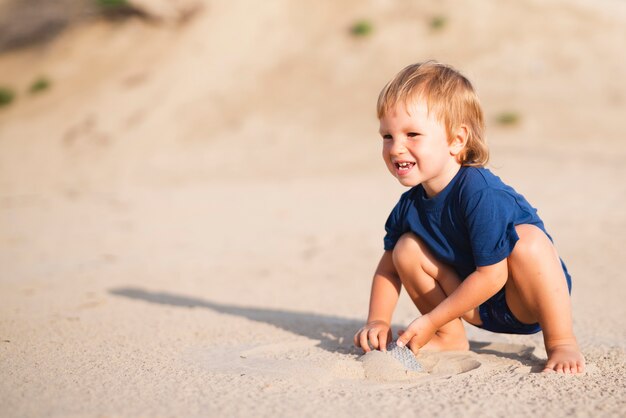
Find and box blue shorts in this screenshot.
[477,260,572,335]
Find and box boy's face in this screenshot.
[379,100,462,196]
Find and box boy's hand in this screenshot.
[353,320,392,352]
[396,315,437,354]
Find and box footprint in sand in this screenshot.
[359,350,481,382]
[418,351,482,376]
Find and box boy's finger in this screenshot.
[359,330,371,352]
[368,329,379,350]
[396,329,414,348]
[379,330,388,352]
[407,336,420,354]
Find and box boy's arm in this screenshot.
[367,251,402,323]
[354,251,402,352]
[397,259,508,349]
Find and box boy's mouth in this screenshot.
[395,161,415,173]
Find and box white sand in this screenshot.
[1,0,625,416]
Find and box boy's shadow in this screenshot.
[469,341,546,372]
[109,287,546,370]
[109,287,361,354]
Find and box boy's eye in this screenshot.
[407,132,420,138]
[382,134,393,140]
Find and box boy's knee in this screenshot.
[512,224,552,260]
[392,233,424,269]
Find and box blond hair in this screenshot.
[377,61,489,167]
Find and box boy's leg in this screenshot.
[505,224,585,373]
[392,232,477,351]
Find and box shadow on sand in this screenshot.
[109,287,361,354]
[470,341,545,372]
[109,287,545,370]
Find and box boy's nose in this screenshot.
[390,139,407,155]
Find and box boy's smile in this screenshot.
[379,100,464,197]
[395,161,416,173]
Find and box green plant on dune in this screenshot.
[96,0,130,9]
[430,15,447,30]
[0,87,16,107]
[95,0,147,19]
[350,20,373,37]
[29,77,51,94]
[496,111,521,126]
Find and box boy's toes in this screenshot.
[567,362,579,373]
[542,361,555,373]
[543,361,585,374]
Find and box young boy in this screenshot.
[353,61,585,374]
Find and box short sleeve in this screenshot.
[464,188,520,266]
[383,198,407,251]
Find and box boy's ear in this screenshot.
[449,125,469,156]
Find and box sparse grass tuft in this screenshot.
[496,112,521,126]
[350,20,373,37]
[29,77,51,94]
[96,0,130,9]
[0,87,16,107]
[95,0,146,19]
[430,16,447,30]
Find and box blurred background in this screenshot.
[2,0,626,314]
[1,0,626,333]
[2,0,625,193]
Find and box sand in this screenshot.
[1,0,625,416]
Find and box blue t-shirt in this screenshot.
[384,166,552,279]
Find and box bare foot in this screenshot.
[420,330,470,352]
[543,343,585,374]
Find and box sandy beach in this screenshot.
[1,0,625,416]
